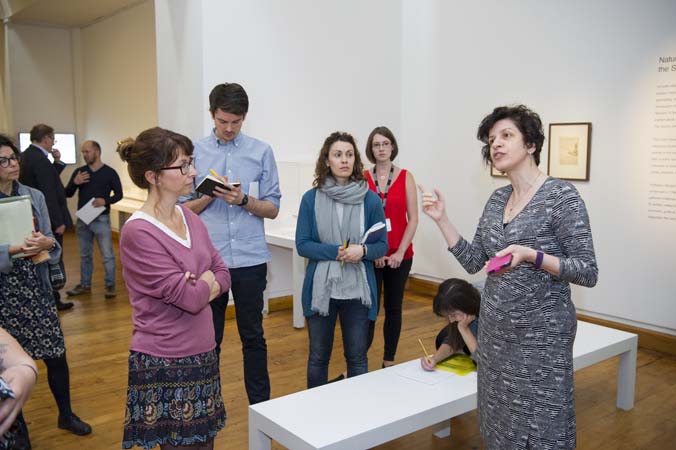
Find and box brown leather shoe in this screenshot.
[66,285,91,297]
[104,286,116,299]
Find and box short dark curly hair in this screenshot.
[313,132,365,188]
[477,105,545,166]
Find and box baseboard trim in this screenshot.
[226,295,293,320]
[406,276,440,297]
[405,276,676,356]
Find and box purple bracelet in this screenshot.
[534,251,544,269]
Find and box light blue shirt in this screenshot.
[186,130,281,268]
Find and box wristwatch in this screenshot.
[238,193,249,206]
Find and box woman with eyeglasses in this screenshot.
[0,134,92,444]
[363,126,418,369]
[117,127,230,450]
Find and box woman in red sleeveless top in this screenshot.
[364,126,419,368]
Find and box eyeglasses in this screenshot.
[372,142,392,150]
[0,154,20,168]
[159,157,195,175]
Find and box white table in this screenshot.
[110,197,145,232]
[265,226,305,328]
[249,321,637,450]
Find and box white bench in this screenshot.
[248,320,637,450]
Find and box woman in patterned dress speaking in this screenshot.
[420,105,598,450]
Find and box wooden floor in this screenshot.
[21,232,676,449]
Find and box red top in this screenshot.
[366,169,414,259]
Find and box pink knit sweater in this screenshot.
[120,205,231,358]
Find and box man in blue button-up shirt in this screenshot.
[184,83,281,404]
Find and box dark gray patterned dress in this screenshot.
[449,177,598,450]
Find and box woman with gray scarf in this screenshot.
[296,132,388,388]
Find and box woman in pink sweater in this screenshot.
[117,127,230,450]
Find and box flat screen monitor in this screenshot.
[18,132,77,164]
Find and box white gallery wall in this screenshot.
[399,0,676,334]
[1,23,9,133]
[156,0,676,334]
[6,24,76,134]
[156,0,401,210]
[79,0,157,205]
[6,23,79,211]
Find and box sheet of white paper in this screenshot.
[76,198,105,225]
[392,361,455,385]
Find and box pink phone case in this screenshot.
[486,254,513,274]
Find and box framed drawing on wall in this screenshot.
[547,122,592,181]
[490,163,507,177]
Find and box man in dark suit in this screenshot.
[19,124,74,310]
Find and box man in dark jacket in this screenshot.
[19,124,74,310]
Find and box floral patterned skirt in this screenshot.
[122,349,226,449]
[0,258,65,360]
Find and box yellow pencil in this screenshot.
[209,169,220,178]
[340,238,349,267]
[418,338,431,363]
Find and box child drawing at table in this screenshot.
[420,278,480,371]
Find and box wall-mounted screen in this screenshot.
[18,132,77,164]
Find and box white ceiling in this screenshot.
[5,0,145,28]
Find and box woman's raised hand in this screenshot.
[418,184,447,222]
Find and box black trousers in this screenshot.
[367,258,413,362]
[210,263,270,404]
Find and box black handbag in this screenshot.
[48,263,66,290]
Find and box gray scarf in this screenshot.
[312,177,372,316]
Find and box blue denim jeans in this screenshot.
[75,215,115,288]
[306,299,369,389]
